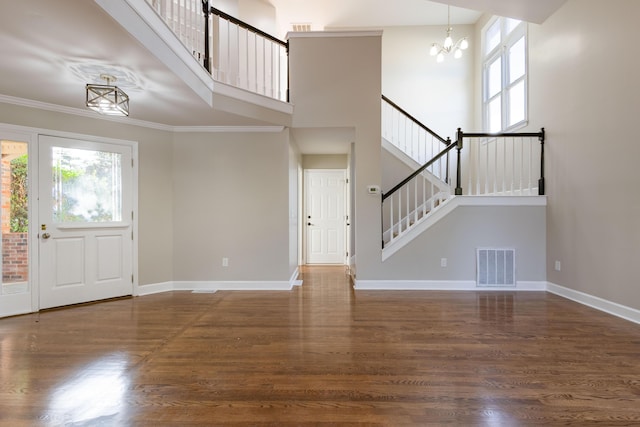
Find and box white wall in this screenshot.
[238,0,277,36]
[382,25,475,139]
[522,0,640,309]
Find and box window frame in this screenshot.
[482,16,528,133]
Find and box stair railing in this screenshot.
[210,6,289,102]
[458,128,545,196]
[145,0,289,102]
[381,140,461,248]
[382,95,450,183]
[382,127,545,249]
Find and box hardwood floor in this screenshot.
[1,266,640,426]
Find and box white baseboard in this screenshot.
[0,292,33,317]
[354,280,547,291]
[289,268,302,286]
[547,282,640,325]
[136,281,173,296]
[133,279,640,326]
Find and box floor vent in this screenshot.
[476,248,516,287]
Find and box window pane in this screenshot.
[488,58,502,98]
[485,19,501,54]
[488,96,502,133]
[52,147,122,223]
[509,36,526,83]
[504,18,521,35]
[2,141,29,295]
[508,80,526,126]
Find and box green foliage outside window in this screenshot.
[10,155,28,233]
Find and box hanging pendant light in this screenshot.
[429,5,469,62]
[86,74,129,116]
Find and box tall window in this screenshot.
[482,17,527,132]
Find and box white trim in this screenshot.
[173,126,285,133]
[289,267,301,286]
[547,282,640,325]
[97,0,214,105]
[174,281,293,291]
[136,281,174,296]
[0,94,170,131]
[354,280,546,291]
[212,81,294,114]
[0,292,33,318]
[0,95,289,134]
[287,30,383,39]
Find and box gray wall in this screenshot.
[302,154,347,169]
[0,103,174,287]
[172,130,293,281]
[289,32,382,279]
[523,0,640,310]
[381,205,546,281]
[0,102,298,288]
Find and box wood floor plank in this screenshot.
[1,265,640,425]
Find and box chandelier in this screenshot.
[429,5,469,62]
[86,74,129,116]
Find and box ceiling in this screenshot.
[0,0,565,137]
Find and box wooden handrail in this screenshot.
[382,95,449,145]
[382,142,457,201]
[210,6,288,49]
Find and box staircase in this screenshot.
[381,95,545,259]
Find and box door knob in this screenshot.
[42,233,51,239]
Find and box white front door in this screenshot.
[305,170,346,264]
[38,135,133,309]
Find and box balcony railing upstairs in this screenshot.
[146,0,289,102]
[459,128,546,196]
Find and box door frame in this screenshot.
[0,123,138,317]
[303,168,347,265]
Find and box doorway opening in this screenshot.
[304,169,347,265]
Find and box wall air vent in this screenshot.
[476,248,516,287]
[291,23,312,32]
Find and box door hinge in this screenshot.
[131,211,134,220]
[131,158,134,168]
[131,274,134,284]
[346,178,349,184]
[131,231,134,240]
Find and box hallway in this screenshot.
[1,266,639,425]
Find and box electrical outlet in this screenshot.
[222,257,229,267]
[440,258,447,268]
[554,260,561,271]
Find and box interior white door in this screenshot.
[38,135,133,309]
[305,170,346,264]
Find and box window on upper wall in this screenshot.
[482,17,528,133]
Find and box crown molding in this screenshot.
[287,30,383,39]
[173,126,285,133]
[0,94,287,134]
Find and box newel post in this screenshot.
[455,128,463,195]
[445,137,451,185]
[202,0,211,73]
[538,127,545,195]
